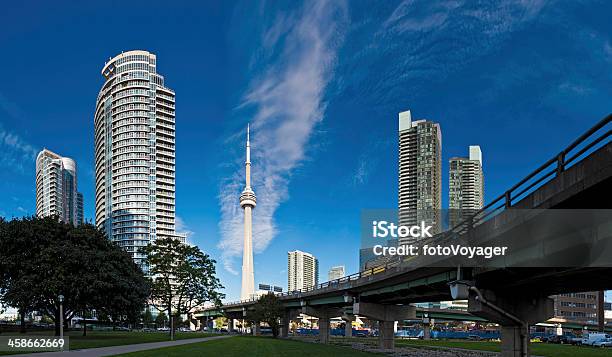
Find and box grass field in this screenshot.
[0,330,218,355]
[114,336,381,357]
[396,339,612,357]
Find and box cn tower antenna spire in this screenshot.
[240,124,256,301]
[246,123,251,164]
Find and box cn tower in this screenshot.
[240,124,256,300]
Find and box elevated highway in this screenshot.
[199,114,612,356]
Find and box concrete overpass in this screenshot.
[199,114,612,356]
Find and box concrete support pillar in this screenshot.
[501,325,530,357]
[252,321,261,336]
[281,309,299,338]
[342,313,355,338]
[423,323,431,340]
[379,320,395,350]
[280,321,289,338]
[319,316,331,344]
[353,302,415,351]
[280,318,291,338]
[302,306,343,344]
[344,321,352,337]
[468,288,554,357]
[228,318,235,333]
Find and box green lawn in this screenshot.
[114,336,381,356]
[396,339,612,357]
[0,330,219,355]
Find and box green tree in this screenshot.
[142,308,154,328]
[92,229,150,331]
[0,216,63,333]
[141,237,224,339]
[155,311,168,328]
[250,293,284,338]
[0,217,150,336]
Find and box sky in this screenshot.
[0,1,611,301]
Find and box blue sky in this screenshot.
[0,1,611,300]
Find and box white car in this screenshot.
[582,333,611,346]
[593,338,612,347]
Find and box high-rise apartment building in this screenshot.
[76,192,84,224]
[449,145,484,227]
[554,292,600,324]
[35,149,83,226]
[398,110,442,242]
[288,250,319,292]
[94,50,185,267]
[328,266,345,281]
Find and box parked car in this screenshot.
[593,338,612,348]
[157,327,170,331]
[547,335,571,344]
[581,333,611,346]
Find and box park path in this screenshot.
[12,334,233,357]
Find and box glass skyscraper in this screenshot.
[398,110,442,242]
[94,50,185,268]
[35,148,83,226]
[449,145,484,227]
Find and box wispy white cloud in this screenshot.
[0,92,25,119]
[382,0,550,36]
[0,129,38,172]
[349,139,393,187]
[383,0,459,33]
[558,81,592,96]
[175,215,195,244]
[0,93,39,172]
[342,0,551,107]
[352,158,371,186]
[218,1,349,274]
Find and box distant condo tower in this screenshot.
[240,125,256,300]
[94,50,185,268]
[328,266,345,281]
[36,148,83,226]
[449,146,484,227]
[398,110,442,241]
[288,250,319,292]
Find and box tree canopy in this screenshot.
[249,293,284,338]
[141,237,224,338]
[0,216,150,335]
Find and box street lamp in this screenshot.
[58,295,64,350]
